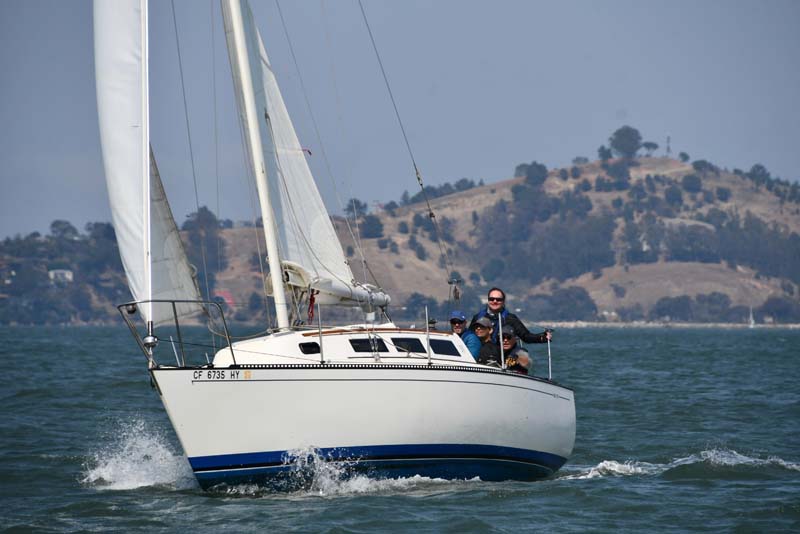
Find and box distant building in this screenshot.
[48,269,74,284]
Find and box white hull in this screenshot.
[152,364,575,488]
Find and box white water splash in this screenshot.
[219,447,480,498]
[81,418,196,491]
[560,459,662,480]
[285,446,461,496]
[562,448,800,480]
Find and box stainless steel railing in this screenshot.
[116,299,236,367]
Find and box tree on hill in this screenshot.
[609,126,642,159]
[681,174,703,193]
[665,185,683,206]
[715,187,731,202]
[606,161,631,190]
[524,161,548,188]
[481,258,505,282]
[403,292,442,321]
[650,295,693,321]
[383,201,399,216]
[50,220,79,241]
[665,224,720,263]
[760,296,800,323]
[679,152,690,163]
[182,206,227,295]
[692,159,718,175]
[345,198,368,219]
[642,141,659,156]
[746,164,771,187]
[597,145,613,163]
[360,215,384,238]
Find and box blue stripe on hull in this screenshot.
[189,444,568,490]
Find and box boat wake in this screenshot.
[214,446,480,498]
[81,418,196,491]
[560,448,800,480]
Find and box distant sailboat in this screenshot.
[749,306,756,329]
[94,0,576,490]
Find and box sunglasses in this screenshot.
[450,320,465,325]
[488,297,504,302]
[502,335,514,341]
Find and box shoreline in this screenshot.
[3,320,799,329]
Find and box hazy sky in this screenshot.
[1,0,798,239]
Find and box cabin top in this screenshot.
[212,322,480,367]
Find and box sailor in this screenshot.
[449,310,480,359]
[470,287,552,346]
[473,316,501,366]
[500,325,531,375]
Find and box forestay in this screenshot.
[94,0,202,325]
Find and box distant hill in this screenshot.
[2,151,800,325]
[321,155,800,324]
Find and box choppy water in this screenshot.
[1,326,798,532]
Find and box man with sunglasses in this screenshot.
[470,287,552,346]
[500,325,532,374]
[473,316,501,366]
[449,310,481,359]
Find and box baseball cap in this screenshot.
[474,317,492,328]
[449,311,466,322]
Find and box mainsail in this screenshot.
[94,0,202,325]
[222,0,390,309]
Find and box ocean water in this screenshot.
[1,326,798,532]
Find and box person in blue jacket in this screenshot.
[449,310,481,359]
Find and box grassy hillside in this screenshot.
[3,152,799,325]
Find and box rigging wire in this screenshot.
[210,0,221,350]
[234,95,274,330]
[356,0,460,300]
[209,92,274,337]
[211,0,222,280]
[170,0,212,303]
[274,0,384,294]
[319,0,371,288]
[261,106,372,314]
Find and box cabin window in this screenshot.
[299,342,320,354]
[391,337,426,353]
[349,338,389,352]
[430,339,461,356]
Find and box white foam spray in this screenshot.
[561,448,800,481]
[285,446,466,496]
[218,446,481,498]
[81,418,196,491]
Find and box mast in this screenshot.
[140,0,153,328]
[222,0,290,329]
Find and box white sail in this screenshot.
[94,0,202,325]
[223,1,389,308]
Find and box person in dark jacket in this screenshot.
[473,316,500,366]
[500,325,531,374]
[470,287,552,345]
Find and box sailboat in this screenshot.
[94,0,575,490]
